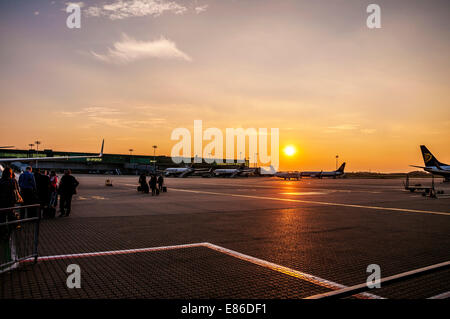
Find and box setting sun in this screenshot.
[284,145,296,157]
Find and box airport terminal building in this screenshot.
[0,149,250,175]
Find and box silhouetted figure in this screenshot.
[34,169,51,207]
[58,170,79,217]
[149,174,158,196]
[18,166,37,217]
[0,167,21,265]
[0,167,21,210]
[138,174,149,193]
[157,175,164,191]
[49,171,58,208]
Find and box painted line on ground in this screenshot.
[21,242,381,299]
[202,243,382,299]
[306,260,450,299]
[169,188,450,216]
[428,291,450,299]
[22,243,206,262]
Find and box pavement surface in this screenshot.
[1,175,449,299]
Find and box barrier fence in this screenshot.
[0,204,41,274]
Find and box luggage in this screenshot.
[43,206,56,219]
[162,186,167,193]
[137,186,142,192]
[156,188,160,196]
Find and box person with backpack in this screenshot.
[157,174,164,192]
[0,167,22,265]
[138,174,149,193]
[58,169,79,217]
[149,174,158,196]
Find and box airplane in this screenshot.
[0,146,14,149]
[410,145,450,182]
[0,139,104,177]
[274,171,302,180]
[300,162,346,179]
[274,163,346,180]
[163,165,212,178]
[210,164,256,178]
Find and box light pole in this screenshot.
[35,141,41,168]
[152,145,157,171]
[129,149,134,164]
[35,141,41,153]
[336,155,339,170]
[254,153,259,168]
[28,144,34,160]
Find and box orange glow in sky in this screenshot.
[0,1,449,172]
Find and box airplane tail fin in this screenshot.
[99,139,104,157]
[420,145,446,167]
[337,162,346,173]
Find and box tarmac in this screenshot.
[1,175,449,299]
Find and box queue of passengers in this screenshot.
[138,174,164,196]
[0,166,79,219]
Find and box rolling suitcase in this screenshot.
[162,186,167,193]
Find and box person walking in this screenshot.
[157,174,164,192]
[34,169,51,207]
[149,174,158,196]
[58,170,79,217]
[49,171,58,208]
[18,166,36,218]
[0,167,21,211]
[138,174,149,193]
[0,167,22,265]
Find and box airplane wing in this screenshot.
[409,165,427,169]
[230,171,239,178]
[179,169,193,178]
[0,139,104,162]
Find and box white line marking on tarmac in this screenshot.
[428,291,450,299]
[306,260,450,299]
[21,242,382,299]
[202,243,382,299]
[170,188,450,216]
[24,243,206,261]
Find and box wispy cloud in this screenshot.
[195,5,208,14]
[66,2,85,8]
[327,124,359,131]
[325,124,377,134]
[58,106,167,129]
[85,0,187,20]
[90,34,191,64]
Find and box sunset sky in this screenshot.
[0,0,449,172]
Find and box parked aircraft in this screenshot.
[210,164,256,178]
[274,171,302,180]
[275,162,346,179]
[411,145,450,182]
[0,140,104,177]
[164,165,211,178]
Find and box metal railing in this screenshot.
[0,204,41,274]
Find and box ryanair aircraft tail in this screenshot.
[336,162,346,173]
[420,145,447,167]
